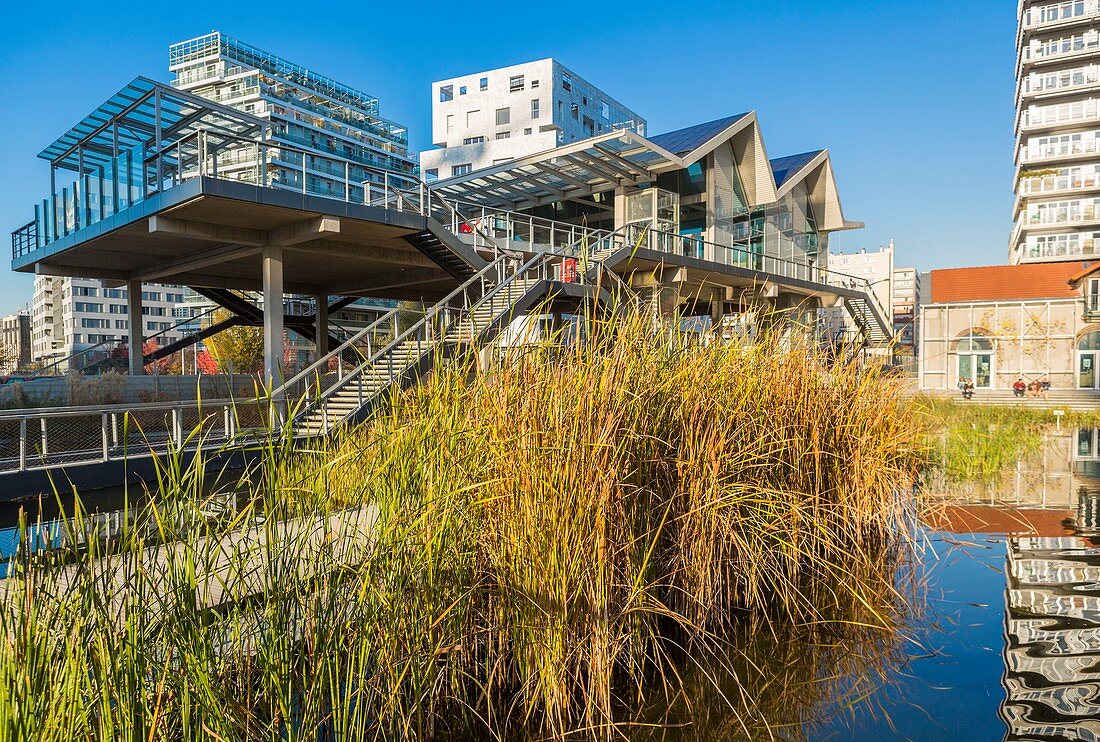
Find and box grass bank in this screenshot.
[0,315,925,740]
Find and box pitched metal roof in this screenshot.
[647,114,750,157]
[770,150,825,188]
[38,77,266,173]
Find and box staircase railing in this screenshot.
[288,252,558,433]
[275,256,507,419]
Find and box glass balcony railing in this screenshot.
[1025,235,1099,260]
[9,130,421,262]
[1022,100,1100,129]
[1021,66,1100,97]
[1021,135,1100,162]
[1021,33,1100,64]
[1018,172,1100,195]
[1025,203,1100,225]
[1022,0,1100,30]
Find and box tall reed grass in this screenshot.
[0,311,925,740]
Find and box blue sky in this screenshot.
[0,0,1016,315]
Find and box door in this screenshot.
[958,352,993,388]
[1080,351,1098,389]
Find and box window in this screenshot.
[141,291,161,302]
[425,168,439,181]
[582,96,587,105]
[459,85,467,95]
[495,131,510,140]
[562,74,572,92]
[601,102,610,119]
[463,136,485,145]
[108,304,126,314]
[479,77,488,91]
[74,302,103,313]
[439,85,453,102]
[81,318,109,329]
[531,99,540,119]
[446,114,454,133]
[509,75,524,92]
[452,163,473,176]
[524,128,533,135]
[73,286,98,297]
[115,320,128,330]
[466,110,480,126]
[142,306,166,317]
[570,102,579,120]
[531,79,539,89]
[495,107,510,126]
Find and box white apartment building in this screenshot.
[31,277,183,371]
[893,267,921,351]
[820,243,895,344]
[1013,0,1100,264]
[420,59,646,178]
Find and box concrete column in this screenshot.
[127,280,144,376]
[314,295,329,359]
[263,246,284,395]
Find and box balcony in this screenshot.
[1020,34,1100,68]
[1020,101,1100,132]
[1022,0,1100,31]
[1023,202,1100,228]
[1020,66,1100,101]
[1086,294,1100,321]
[1018,171,1100,196]
[1020,134,1100,163]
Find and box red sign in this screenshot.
[561,258,578,283]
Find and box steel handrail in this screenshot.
[271,305,400,397]
[291,256,510,410]
[303,254,540,423]
[0,395,251,421]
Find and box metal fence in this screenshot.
[0,398,270,475]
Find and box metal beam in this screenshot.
[532,162,593,190]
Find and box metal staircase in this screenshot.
[843,294,893,347]
[276,253,560,438]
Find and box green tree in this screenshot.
[205,309,265,374]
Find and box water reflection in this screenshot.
[1002,511,1100,740]
[942,427,1100,508]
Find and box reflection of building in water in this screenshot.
[951,429,1100,509]
[1002,531,1100,740]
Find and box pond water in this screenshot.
[4,432,1100,739]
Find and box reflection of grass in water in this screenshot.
[0,313,926,740]
[631,543,920,740]
[920,398,1100,486]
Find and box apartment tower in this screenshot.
[1013,0,1100,264]
[169,31,417,198]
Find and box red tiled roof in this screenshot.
[930,262,1091,303]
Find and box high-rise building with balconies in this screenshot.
[169,31,418,197]
[1013,1,1100,264]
